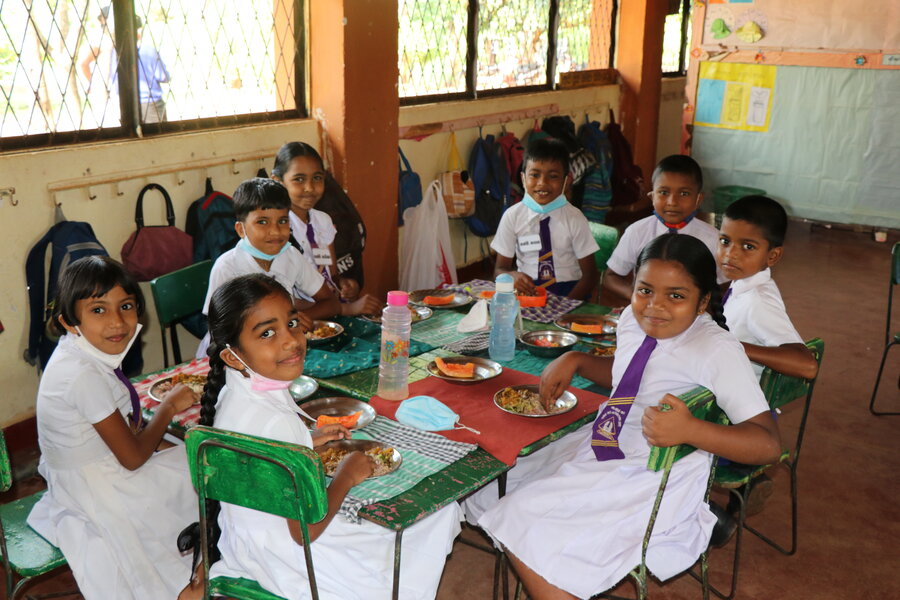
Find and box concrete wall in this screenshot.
[657,76,686,161]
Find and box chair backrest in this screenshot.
[0,431,12,493]
[150,260,213,326]
[646,386,729,473]
[589,221,619,273]
[185,426,328,523]
[758,338,825,412]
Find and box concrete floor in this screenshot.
[3,221,899,600]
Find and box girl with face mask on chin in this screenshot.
[27,255,199,600]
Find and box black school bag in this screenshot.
[465,134,509,237]
[24,218,143,374]
[605,108,644,209]
[185,178,239,263]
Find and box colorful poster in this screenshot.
[694,62,777,131]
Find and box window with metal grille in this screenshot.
[662,0,691,76]
[1,0,305,151]
[398,0,615,103]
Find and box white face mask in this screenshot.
[72,323,143,370]
[225,344,292,392]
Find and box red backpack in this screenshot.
[497,132,525,204]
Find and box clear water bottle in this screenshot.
[489,274,519,362]
[377,290,412,400]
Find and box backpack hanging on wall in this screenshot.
[573,117,614,222]
[540,115,597,185]
[185,178,239,263]
[398,147,423,226]
[604,108,644,209]
[497,131,526,205]
[464,133,510,238]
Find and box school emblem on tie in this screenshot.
[590,335,657,460]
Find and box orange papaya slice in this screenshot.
[434,357,476,378]
[571,323,606,335]
[316,411,363,428]
[424,294,455,306]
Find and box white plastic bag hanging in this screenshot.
[400,179,458,291]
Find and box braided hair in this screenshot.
[195,273,293,567]
[636,234,729,331]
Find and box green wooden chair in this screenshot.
[589,222,620,280]
[149,260,212,367]
[869,241,900,415]
[504,386,728,600]
[0,431,71,600]
[185,425,329,600]
[701,338,825,600]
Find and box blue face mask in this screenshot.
[522,192,569,214]
[238,236,290,261]
[395,396,480,434]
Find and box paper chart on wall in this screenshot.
[694,62,776,132]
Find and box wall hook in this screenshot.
[0,187,17,206]
[87,186,97,200]
[231,159,240,175]
[114,182,124,197]
[175,171,185,185]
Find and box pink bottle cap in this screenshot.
[386,291,409,306]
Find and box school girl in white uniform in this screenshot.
[198,274,461,600]
[473,234,782,599]
[28,256,198,600]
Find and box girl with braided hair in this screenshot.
[197,273,462,600]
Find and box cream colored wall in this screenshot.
[656,76,686,162]
[398,85,620,269]
[0,120,318,426]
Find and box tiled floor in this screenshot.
[3,222,898,600]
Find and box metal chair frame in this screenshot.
[869,241,900,415]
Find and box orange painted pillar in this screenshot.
[309,0,400,297]
[615,1,667,184]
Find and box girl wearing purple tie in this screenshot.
[476,234,781,599]
[271,142,381,316]
[27,256,198,599]
[492,138,600,300]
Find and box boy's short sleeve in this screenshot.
[202,258,229,314]
[698,338,770,424]
[605,224,639,276]
[291,251,326,297]
[490,210,517,258]
[569,212,601,259]
[747,296,804,347]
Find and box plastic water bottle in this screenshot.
[377,290,412,400]
[489,274,519,362]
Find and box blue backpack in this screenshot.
[465,134,510,237]
[575,119,614,222]
[398,147,423,226]
[185,179,239,263]
[24,220,108,369]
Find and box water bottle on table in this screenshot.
[489,274,519,362]
[377,290,412,400]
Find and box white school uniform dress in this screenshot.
[210,369,462,600]
[27,334,196,600]
[724,268,803,379]
[606,215,726,283]
[290,208,337,264]
[490,201,599,283]
[475,307,769,599]
[195,243,325,358]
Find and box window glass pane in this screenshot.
[136,0,299,123]
[476,0,550,91]
[556,0,614,81]
[1,0,119,138]
[398,0,468,98]
[662,2,691,74]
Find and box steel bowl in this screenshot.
[425,356,503,385]
[298,396,377,430]
[519,330,579,358]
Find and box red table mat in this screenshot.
[136,358,210,430]
[369,369,608,465]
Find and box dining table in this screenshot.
[134,282,617,599]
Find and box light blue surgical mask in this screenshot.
[396,396,480,434]
[238,236,290,261]
[522,192,569,214]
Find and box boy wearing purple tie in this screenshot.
[491,138,599,299]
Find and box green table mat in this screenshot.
[495,343,597,389]
[304,317,435,379]
[408,309,470,347]
[317,349,453,401]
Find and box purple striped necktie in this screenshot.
[722,287,732,305]
[304,222,337,289]
[591,335,657,460]
[113,367,143,430]
[535,217,556,288]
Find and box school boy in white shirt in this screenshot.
[604,154,723,305]
[492,137,599,299]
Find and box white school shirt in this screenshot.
[490,201,600,283]
[606,215,726,283]
[289,208,338,267]
[724,268,803,378]
[28,334,196,600]
[210,369,462,600]
[477,307,769,598]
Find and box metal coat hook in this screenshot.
[87,186,97,200]
[175,171,185,185]
[53,193,62,207]
[0,187,17,206]
[114,182,124,196]
[231,159,240,175]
